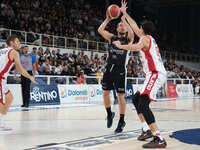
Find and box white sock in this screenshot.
[153,130,164,140]
[142,122,150,132]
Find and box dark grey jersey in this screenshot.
[107,35,129,68]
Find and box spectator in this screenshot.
[41,59,52,73]
[43,48,51,60]
[31,47,37,58]
[51,50,57,60]
[56,49,63,60]
[61,64,70,76]
[77,70,86,84]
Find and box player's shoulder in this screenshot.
[140,35,149,41]
[140,35,151,45]
[9,49,18,61]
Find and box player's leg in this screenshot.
[114,92,126,134]
[114,71,126,134]
[103,90,115,127]
[102,66,115,128]
[21,75,26,107]
[132,74,152,140]
[0,91,13,115]
[133,94,152,140]
[0,90,13,131]
[140,73,167,148]
[24,74,32,107]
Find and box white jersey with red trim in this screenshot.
[139,35,166,75]
[0,47,14,77]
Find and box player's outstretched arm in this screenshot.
[113,37,146,51]
[98,16,114,43]
[10,50,35,83]
[121,0,142,38]
[121,15,134,43]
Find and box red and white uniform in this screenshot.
[138,35,167,101]
[0,47,14,104]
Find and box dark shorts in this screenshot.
[102,64,126,93]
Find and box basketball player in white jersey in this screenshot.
[0,35,35,131]
[112,1,167,148]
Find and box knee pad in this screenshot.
[143,107,155,125]
[138,94,155,125]
[132,92,140,114]
[137,94,149,113]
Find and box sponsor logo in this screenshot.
[110,47,124,55]
[60,90,67,98]
[68,89,88,96]
[88,87,95,98]
[60,87,89,101]
[60,86,104,102]
[30,86,58,102]
[66,139,111,147]
[177,87,190,93]
[147,74,157,90]
[118,88,125,92]
[169,86,176,93]
[126,89,133,97]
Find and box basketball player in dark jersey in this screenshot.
[98,13,134,133]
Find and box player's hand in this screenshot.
[13,74,17,80]
[112,41,122,48]
[120,0,128,14]
[30,76,36,84]
[0,103,6,114]
[106,12,112,21]
[121,15,126,22]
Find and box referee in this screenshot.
[20,46,36,107]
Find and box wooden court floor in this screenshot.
[0,98,200,150]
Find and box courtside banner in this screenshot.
[113,84,134,104]
[8,84,23,106]
[167,84,178,98]
[176,84,194,97]
[29,84,60,106]
[58,85,114,104]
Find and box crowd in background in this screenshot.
[0,0,104,41]
[3,45,198,80]
[0,0,199,85]
[0,43,200,91]
[0,0,199,56]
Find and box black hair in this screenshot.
[6,35,19,46]
[140,20,156,36]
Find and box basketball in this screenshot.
[107,4,121,19]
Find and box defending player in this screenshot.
[113,1,167,148]
[0,35,35,131]
[98,7,134,133]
